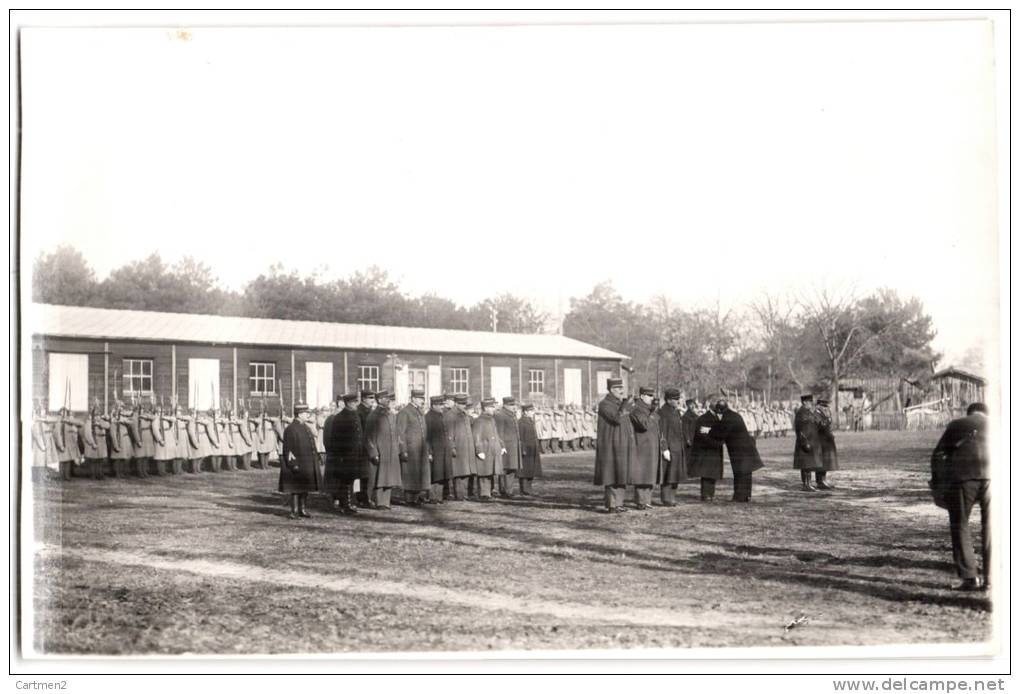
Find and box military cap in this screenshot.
[664,387,681,400]
[410,389,426,398]
[429,395,445,405]
[341,393,359,403]
[817,397,830,405]
[521,403,535,412]
[481,398,497,408]
[607,378,623,389]
[454,394,468,405]
[639,386,655,396]
[374,390,392,400]
[800,393,815,402]
[685,398,697,406]
[502,396,517,405]
[293,402,310,415]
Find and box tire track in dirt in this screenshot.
[50,545,774,632]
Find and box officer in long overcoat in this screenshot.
[396,389,432,506]
[494,397,522,498]
[425,395,452,503]
[814,397,839,489]
[365,391,402,510]
[443,394,477,500]
[793,394,824,491]
[354,390,377,506]
[687,398,727,501]
[657,388,688,506]
[594,378,637,513]
[279,402,321,519]
[325,393,366,513]
[517,403,543,495]
[681,398,699,460]
[628,387,661,509]
[471,398,505,502]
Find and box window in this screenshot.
[450,368,469,395]
[122,359,153,396]
[358,365,380,393]
[249,362,276,395]
[408,368,427,396]
[528,369,545,395]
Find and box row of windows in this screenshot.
[117,361,549,396]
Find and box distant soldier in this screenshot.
[494,397,521,498]
[550,406,565,453]
[135,402,156,477]
[564,406,579,452]
[55,408,85,481]
[111,402,140,478]
[535,409,551,453]
[629,387,661,510]
[657,388,688,507]
[793,393,824,491]
[471,398,505,502]
[219,408,239,472]
[280,402,321,519]
[206,409,226,473]
[355,390,377,507]
[425,395,452,504]
[397,389,432,506]
[151,402,175,476]
[82,403,111,480]
[517,403,543,495]
[231,404,254,471]
[594,378,637,513]
[443,394,477,501]
[366,391,401,510]
[30,404,56,481]
[253,403,277,470]
[581,407,596,450]
[814,397,839,489]
[687,395,727,502]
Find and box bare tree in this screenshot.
[748,293,798,403]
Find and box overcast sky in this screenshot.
[19,20,1000,366]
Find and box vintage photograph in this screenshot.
[14,12,1005,668]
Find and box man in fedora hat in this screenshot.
[594,377,637,513]
[280,402,321,519]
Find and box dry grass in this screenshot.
[29,430,992,655]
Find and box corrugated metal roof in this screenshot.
[28,304,628,360]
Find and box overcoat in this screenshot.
[535,412,549,439]
[518,415,543,479]
[324,408,368,492]
[56,420,83,464]
[932,412,989,482]
[720,408,765,475]
[366,407,403,489]
[396,404,432,492]
[593,393,636,486]
[255,417,277,455]
[31,420,49,467]
[356,403,373,431]
[815,406,840,471]
[552,411,566,439]
[471,413,504,477]
[443,408,477,478]
[494,408,522,472]
[657,402,688,484]
[279,418,322,493]
[231,416,253,456]
[137,414,156,458]
[687,410,726,479]
[83,416,110,459]
[153,415,177,461]
[582,411,597,438]
[793,405,823,470]
[681,408,699,454]
[425,409,453,483]
[629,400,661,486]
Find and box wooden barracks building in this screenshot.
[28,304,628,414]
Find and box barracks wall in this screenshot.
[30,335,623,415]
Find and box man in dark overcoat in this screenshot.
[681,398,699,461]
[325,393,365,514]
[687,396,727,501]
[355,390,377,507]
[425,395,452,503]
[717,396,765,502]
[793,393,824,491]
[930,402,990,591]
[396,389,432,506]
[629,386,661,510]
[594,378,637,513]
[657,388,688,507]
[517,403,543,495]
[471,398,505,502]
[494,397,522,498]
[280,402,321,519]
[444,394,477,500]
[365,391,402,510]
[814,397,839,489]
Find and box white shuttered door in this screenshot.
[305,362,333,408]
[563,368,582,407]
[490,367,512,401]
[188,359,220,411]
[48,353,88,412]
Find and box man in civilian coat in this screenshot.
[355,390,377,507]
[629,386,661,510]
[930,402,991,591]
[425,395,452,503]
[517,403,543,495]
[793,393,824,491]
[325,393,366,514]
[687,395,727,501]
[279,402,321,520]
[443,394,477,500]
[365,390,402,510]
[494,397,522,498]
[594,378,637,513]
[471,398,505,502]
[814,397,839,490]
[681,398,699,462]
[716,395,765,502]
[397,389,432,506]
[657,388,688,507]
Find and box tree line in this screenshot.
[33,245,941,418]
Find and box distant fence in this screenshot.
[862,400,957,431]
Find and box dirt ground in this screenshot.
[27,429,993,655]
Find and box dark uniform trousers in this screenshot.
[498,471,516,497]
[604,485,626,509]
[452,475,471,500]
[634,485,653,506]
[946,479,991,584]
[733,473,752,502]
[660,484,677,505]
[700,478,716,500]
